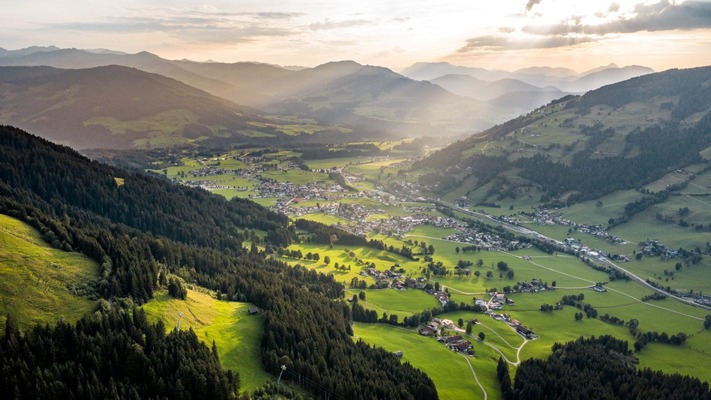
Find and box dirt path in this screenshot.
[459,354,487,400]
[469,325,529,366]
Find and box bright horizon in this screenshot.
[4,0,711,73]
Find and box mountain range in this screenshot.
[401,61,654,93]
[414,66,711,206]
[0,46,656,149]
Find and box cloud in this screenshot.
[308,19,372,31]
[49,10,299,44]
[457,35,595,52]
[525,0,543,12]
[524,0,711,36]
[595,3,621,18]
[252,12,303,20]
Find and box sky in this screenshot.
[3,0,711,73]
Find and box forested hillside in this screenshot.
[414,66,711,205]
[0,126,437,399]
[509,336,711,399]
[1,311,239,399]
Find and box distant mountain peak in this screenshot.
[134,50,160,58]
[316,60,362,68]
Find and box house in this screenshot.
[393,350,404,358]
[445,335,463,344]
[248,307,260,315]
[419,326,437,336]
[592,285,607,293]
[453,341,472,352]
[488,302,502,310]
[435,292,449,306]
[517,325,535,339]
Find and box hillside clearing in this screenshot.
[141,289,270,391]
[0,213,99,331]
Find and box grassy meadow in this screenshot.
[0,213,99,331]
[142,289,270,391]
[354,323,498,400]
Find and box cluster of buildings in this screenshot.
[187,166,231,177]
[526,210,625,244]
[516,278,552,294]
[487,313,537,340]
[476,291,515,311]
[692,296,711,307]
[359,266,451,306]
[418,319,473,354]
[360,264,457,306]
[445,227,532,252]
[640,240,680,259]
[361,266,405,287]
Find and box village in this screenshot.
[359,263,540,356]
[414,311,537,358]
[522,209,626,245]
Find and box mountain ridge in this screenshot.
[401,61,654,92]
[0,65,276,149]
[413,66,711,205]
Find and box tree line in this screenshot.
[511,335,711,399]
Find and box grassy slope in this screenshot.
[141,289,270,391]
[354,323,498,400]
[0,213,99,331]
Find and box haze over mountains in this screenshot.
[402,61,654,93]
[0,46,655,149]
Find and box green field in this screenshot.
[281,242,426,284]
[354,323,498,400]
[561,189,647,226]
[142,289,270,391]
[299,212,352,226]
[349,288,439,316]
[0,213,99,331]
[304,157,367,170]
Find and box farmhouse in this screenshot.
[443,335,463,344]
[591,285,607,293]
[488,301,502,310]
[435,292,449,306]
[516,325,535,339]
[453,341,472,353]
[419,326,437,336]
